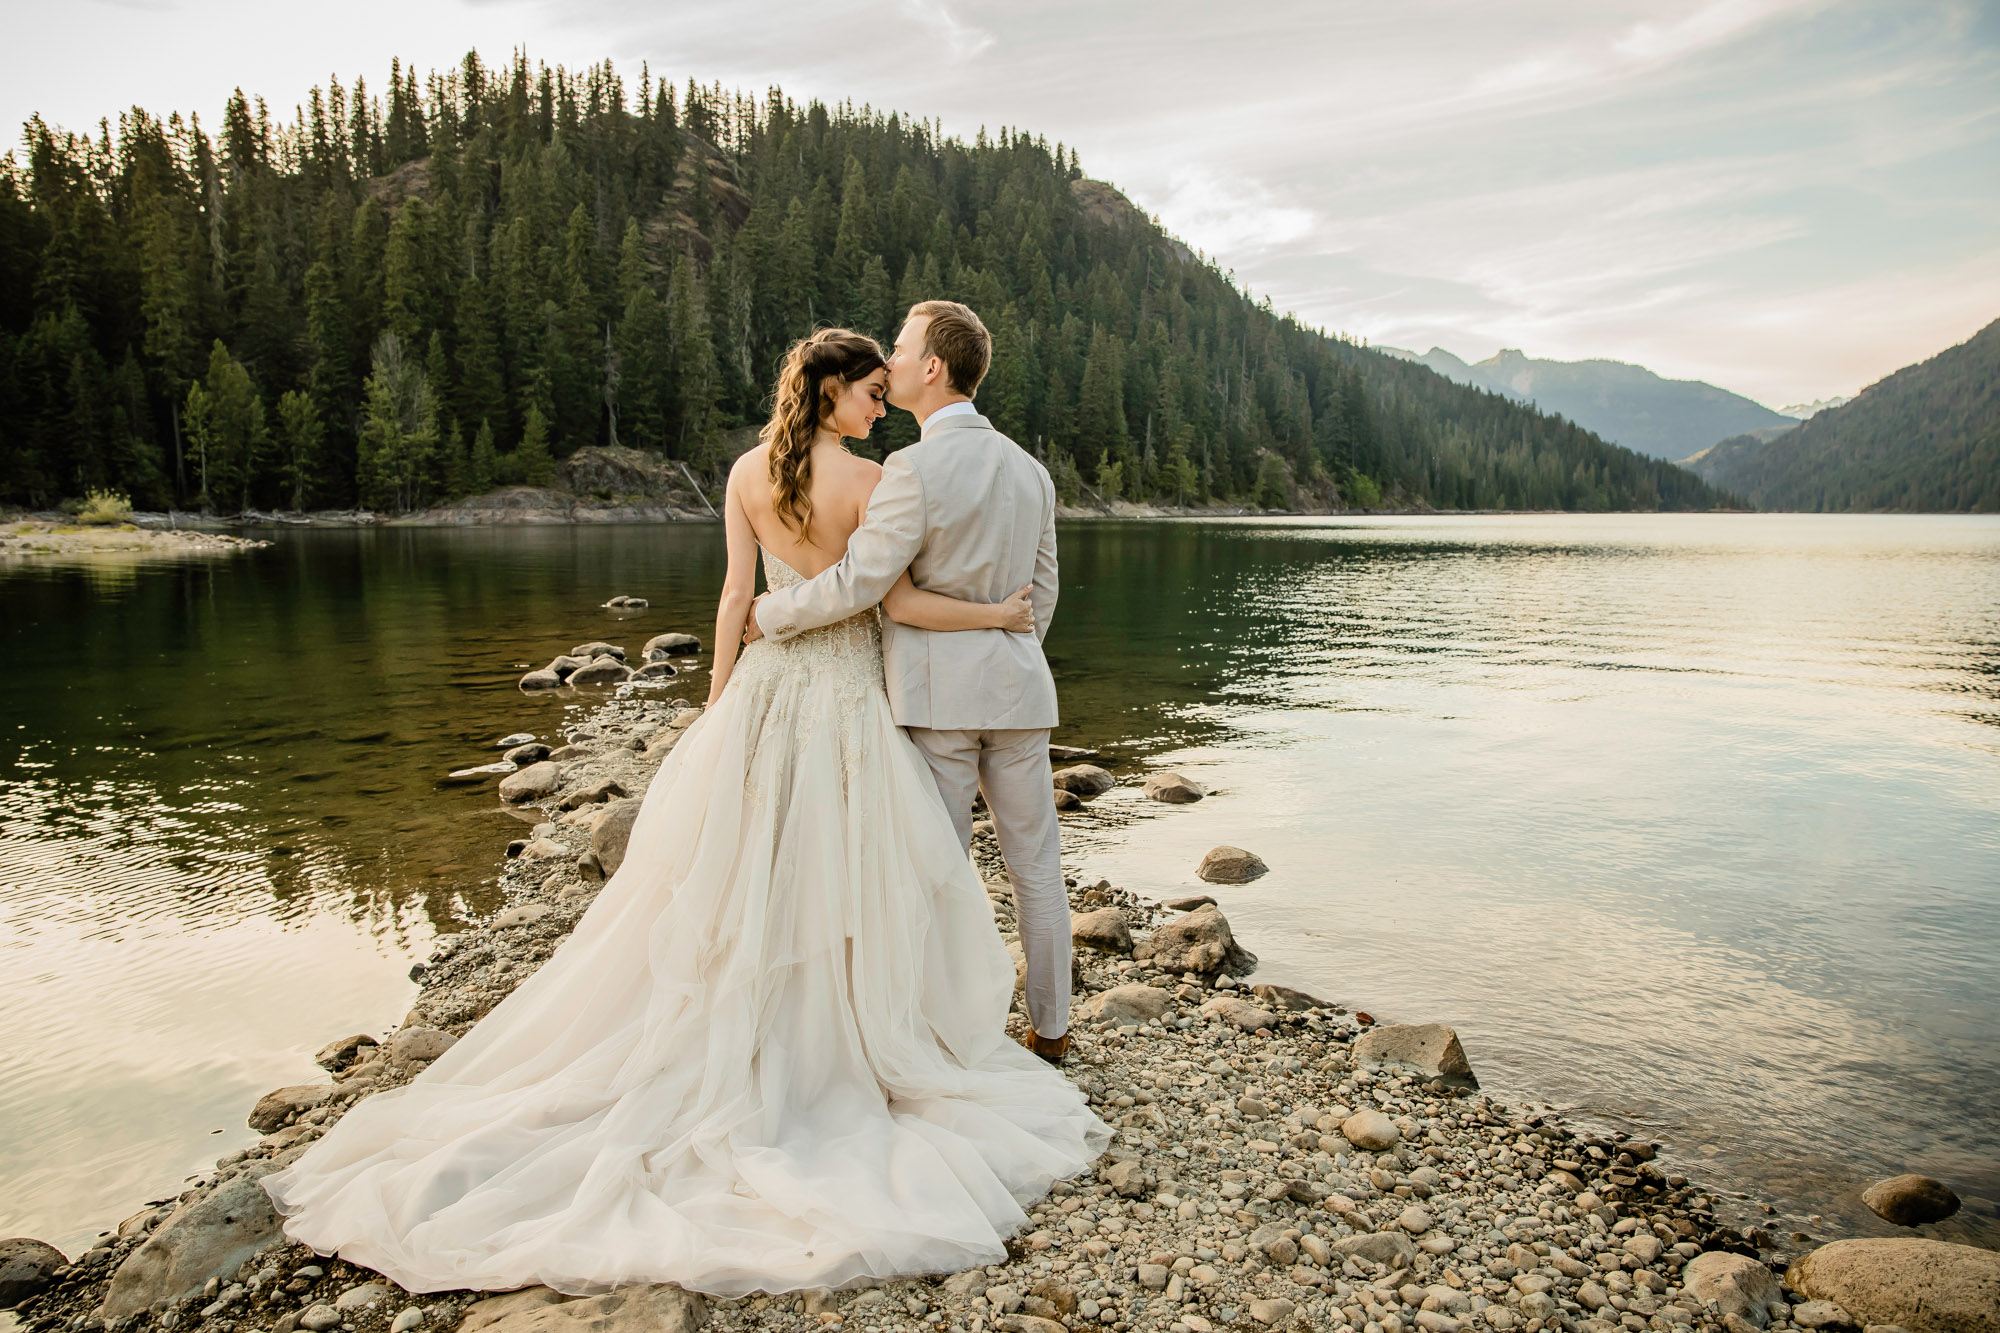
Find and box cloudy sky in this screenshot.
[7,0,1996,407]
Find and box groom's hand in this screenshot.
[742,596,765,644]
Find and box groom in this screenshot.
[743,300,1073,1064]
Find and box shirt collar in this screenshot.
[920,400,978,436]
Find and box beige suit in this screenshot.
[753,409,1072,1037]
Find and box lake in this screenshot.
[2,515,1995,1258]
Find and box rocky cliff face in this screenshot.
[401,447,717,526]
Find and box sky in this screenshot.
[5,0,1996,409]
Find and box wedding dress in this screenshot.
[261,549,1112,1298]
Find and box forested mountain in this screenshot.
[1382,346,1795,461]
[0,52,1727,515]
[1684,319,1998,512]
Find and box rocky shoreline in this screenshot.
[0,519,270,558]
[4,650,1993,1333]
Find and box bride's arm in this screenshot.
[882,574,1036,632]
[706,462,759,705]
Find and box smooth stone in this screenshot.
[1684,1251,1784,1326]
[1399,1204,1434,1234]
[1334,1231,1418,1268]
[247,1083,334,1133]
[391,1307,427,1333]
[1143,771,1207,803]
[1048,744,1099,761]
[1353,1022,1479,1089]
[547,745,591,762]
[517,669,562,691]
[1071,908,1134,953]
[557,778,628,811]
[1861,1175,1962,1227]
[1249,1297,1295,1325]
[446,762,518,780]
[335,1282,393,1309]
[1786,1238,2000,1333]
[498,761,563,804]
[519,838,566,861]
[496,902,552,928]
[299,1305,342,1331]
[643,632,701,658]
[1200,995,1278,1033]
[494,733,536,748]
[1051,764,1116,796]
[1251,983,1330,1012]
[635,662,677,679]
[1197,845,1268,884]
[546,656,589,679]
[460,1284,705,1333]
[387,1027,458,1063]
[1791,1301,1853,1330]
[1162,894,1216,911]
[567,658,632,686]
[1081,983,1171,1024]
[591,798,642,876]
[0,1238,68,1308]
[568,642,626,660]
[1134,903,1257,977]
[1052,788,1083,812]
[503,742,551,765]
[99,1148,306,1320]
[1341,1108,1401,1151]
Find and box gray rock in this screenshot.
[546,656,590,679]
[1791,1300,1854,1330]
[591,798,643,876]
[387,1027,458,1064]
[635,662,677,679]
[1048,744,1099,761]
[1398,1205,1434,1234]
[1135,903,1257,977]
[503,742,552,765]
[1786,1238,2000,1333]
[99,1149,306,1320]
[391,1307,427,1333]
[567,658,632,686]
[1143,771,1206,803]
[1341,1108,1401,1151]
[495,902,552,928]
[1200,995,1278,1032]
[1249,1298,1296,1326]
[335,1282,393,1310]
[1252,983,1330,1012]
[312,1033,378,1072]
[1684,1251,1783,1326]
[1080,984,1170,1025]
[247,1083,334,1133]
[0,1238,67,1308]
[643,632,701,659]
[299,1305,342,1331]
[499,761,563,804]
[1861,1175,1962,1227]
[520,837,566,860]
[1070,908,1134,953]
[1353,1022,1479,1089]
[1051,764,1116,796]
[517,669,562,692]
[1334,1231,1418,1268]
[547,745,591,762]
[557,778,628,811]
[1162,894,1216,911]
[568,642,626,661]
[446,762,517,780]
[1197,845,1268,883]
[1052,788,1083,812]
[494,733,536,748]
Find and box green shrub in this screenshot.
[75,489,134,526]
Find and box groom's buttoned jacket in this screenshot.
[752,409,1060,731]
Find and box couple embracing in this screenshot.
[261,301,1114,1298]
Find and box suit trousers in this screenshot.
[906,726,1070,1039]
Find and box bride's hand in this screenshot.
[995,585,1035,634]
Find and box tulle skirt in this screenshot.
[261,633,1112,1297]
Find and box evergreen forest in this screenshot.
[0,52,1731,515]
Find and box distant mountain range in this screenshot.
[1380,346,1798,461]
[1778,397,1850,419]
[1679,318,1999,512]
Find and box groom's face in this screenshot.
[885,315,932,409]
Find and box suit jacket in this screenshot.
[752,409,1060,731]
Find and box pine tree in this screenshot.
[275,389,324,510]
[516,401,555,486]
[469,418,498,493]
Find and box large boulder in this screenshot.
[312,1033,378,1072]
[1682,1252,1784,1327]
[99,1150,306,1320]
[1051,765,1116,797]
[499,761,563,804]
[643,632,701,659]
[1353,1022,1479,1089]
[1,1238,67,1308]
[1070,908,1133,953]
[387,1027,458,1064]
[1143,771,1206,803]
[1134,903,1257,978]
[458,1283,708,1333]
[567,658,632,686]
[1200,995,1278,1033]
[568,642,626,660]
[518,668,562,691]
[1081,984,1170,1025]
[1861,1174,1962,1226]
[1785,1238,2000,1333]
[503,741,552,765]
[591,798,643,876]
[1198,845,1268,883]
[247,1083,335,1133]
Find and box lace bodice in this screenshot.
[739,547,884,685]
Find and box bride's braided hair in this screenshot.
[762,328,886,539]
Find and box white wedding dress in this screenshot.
[262,549,1112,1298]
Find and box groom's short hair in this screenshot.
[907,300,991,396]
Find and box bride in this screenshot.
[261,329,1113,1298]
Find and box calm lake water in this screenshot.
[2,515,1996,1258]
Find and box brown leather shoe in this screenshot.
[1021,1028,1071,1065]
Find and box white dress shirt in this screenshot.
[920,400,977,435]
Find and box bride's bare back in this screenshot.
[732,441,883,578]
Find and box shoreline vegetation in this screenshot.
[5,635,1991,1333]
